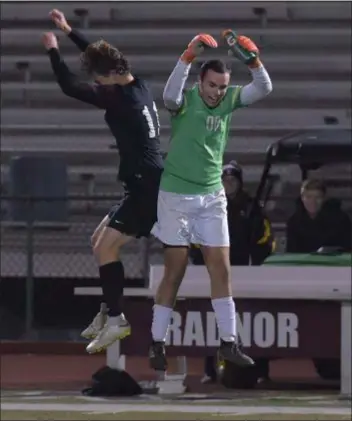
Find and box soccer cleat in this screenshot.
[149,341,168,372]
[200,374,217,384]
[219,338,255,367]
[81,311,107,340]
[86,320,131,354]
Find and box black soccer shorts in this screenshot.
[107,175,160,238]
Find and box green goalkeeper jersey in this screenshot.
[160,84,242,195]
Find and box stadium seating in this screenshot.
[1,2,351,162]
[1,1,351,276]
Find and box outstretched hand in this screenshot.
[222,30,260,67]
[42,32,59,50]
[181,34,218,64]
[49,9,71,34]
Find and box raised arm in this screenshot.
[239,63,272,106]
[163,60,191,112]
[49,9,90,52]
[42,32,104,108]
[163,34,217,112]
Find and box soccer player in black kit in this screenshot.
[42,10,163,353]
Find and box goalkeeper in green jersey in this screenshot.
[150,31,273,372]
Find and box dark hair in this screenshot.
[81,40,131,76]
[199,59,231,80]
[222,160,243,185]
[301,179,327,195]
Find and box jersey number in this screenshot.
[142,102,160,138]
[206,116,222,132]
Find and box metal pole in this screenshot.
[340,300,352,399]
[142,237,151,288]
[25,197,35,339]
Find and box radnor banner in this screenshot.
[121,298,340,359]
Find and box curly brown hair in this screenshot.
[81,40,131,76]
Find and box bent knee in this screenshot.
[162,272,184,288]
[204,252,231,284]
[92,236,116,262]
[93,227,131,263]
[91,230,108,253]
[155,275,183,305]
[93,237,118,257]
[209,260,230,282]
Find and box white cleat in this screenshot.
[81,311,107,340]
[86,317,131,354]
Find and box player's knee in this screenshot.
[155,248,188,305]
[217,264,231,287]
[163,253,188,285]
[208,259,232,298]
[93,226,130,264]
[163,271,184,288]
[92,236,120,263]
[212,260,230,282]
[203,248,231,285]
[155,273,183,305]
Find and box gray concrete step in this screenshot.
[2,1,350,23]
[0,2,290,22]
[2,53,351,77]
[2,81,349,104]
[2,107,350,128]
[2,28,350,53]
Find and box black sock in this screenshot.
[99,261,125,317]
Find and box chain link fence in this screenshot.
[0,195,165,339]
[1,192,339,340]
[0,195,162,279]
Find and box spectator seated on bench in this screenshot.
[286,179,352,254]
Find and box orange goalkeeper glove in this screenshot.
[181,33,218,64]
[222,29,260,67]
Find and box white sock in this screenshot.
[107,314,126,327]
[107,316,119,327]
[151,304,173,342]
[211,297,236,342]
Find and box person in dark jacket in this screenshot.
[286,179,351,253]
[191,161,274,385]
[190,161,274,266]
[286,178,351,382]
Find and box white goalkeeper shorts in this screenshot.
[151,189,230,247]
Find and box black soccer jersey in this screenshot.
[48,30,163,184]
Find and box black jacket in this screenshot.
[286,198,352,253]
[190,191,274,266]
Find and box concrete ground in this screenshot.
[1,390,351,420]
